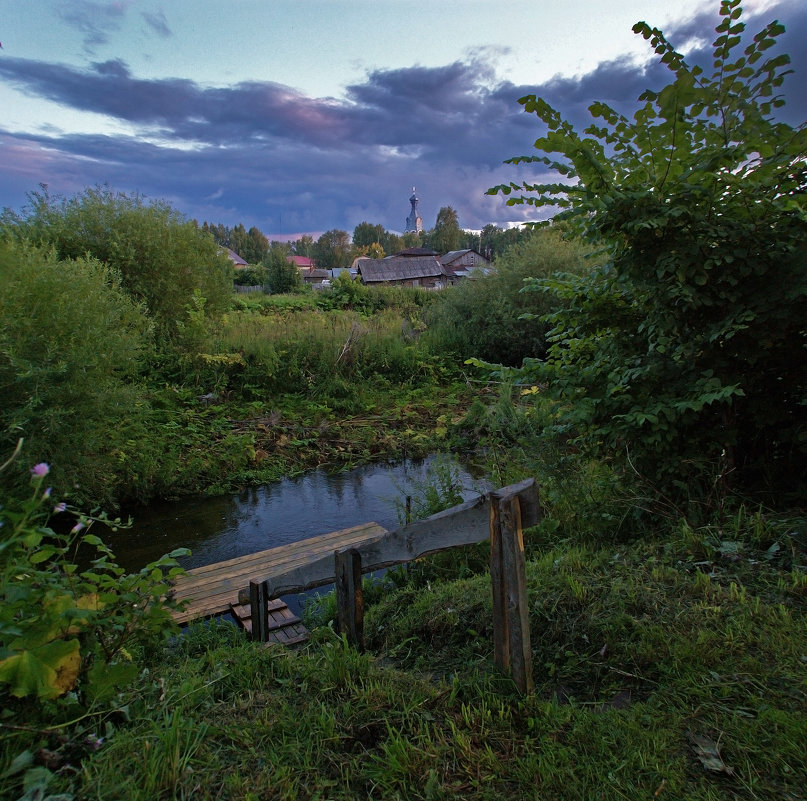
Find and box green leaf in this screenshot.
[0,639,81,699]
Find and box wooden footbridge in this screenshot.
[169,522,388,645]
[168,478,540,692]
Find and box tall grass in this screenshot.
[180,306,432,403]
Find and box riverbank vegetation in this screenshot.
[1,2,805,799]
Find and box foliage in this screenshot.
[232,264,267,287]
[317,270,374,311]
[0,460,187,801]
[200,220,270,264]
[263,246,301,294]
[489,1,807,506]
[0,240,157,505]
[477,223,534,260]
[352,221,387,249]
[424,205,463,253]
[2,186,233,336]
[425,227,595,365]
[313,228,351,270]
[0,457,187,800]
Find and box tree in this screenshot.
[2,187,233,337]
[354,242,386,259]
[244,226,269,264]
[314,229,351,270]
[264,245,301,294]
[353,221,386,248]
[429,206,462,253]
[490,0,807,504]
[292,234,315,258]
[229,223,248,260]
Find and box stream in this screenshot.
[101,456,489,586]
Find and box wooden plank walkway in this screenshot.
[168,522,389,631]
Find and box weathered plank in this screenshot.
[230,602,308,645]
[262,478,539,598]
[490,490,533,694]
[335,548,364,650]
[169,522,387,624]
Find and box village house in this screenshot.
[221,247,248,268]
[288,254,315,276]
[303,268,330,287]
[356,254,449,289]
[440,249,492,283]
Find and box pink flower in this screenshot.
[70,522,85,534]
[43,487,52,499]
[30,463,50,478]
[53,502,67,514]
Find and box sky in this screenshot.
[1,0,805,240]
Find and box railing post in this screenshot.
[249,579,270,642]
[335,548,364,650]
[490,491,534,694]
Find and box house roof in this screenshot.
[358,255,445,283]
[304,269,330,280]
[288,255,314,268]
[221,247,247,267]
[440,249,471,264]
[441,249,489,265]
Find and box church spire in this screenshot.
[405,186,423,233]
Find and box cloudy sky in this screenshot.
[1,0,805,240]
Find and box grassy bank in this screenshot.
[3,507,804,801]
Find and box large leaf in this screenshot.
[0,638,81,699]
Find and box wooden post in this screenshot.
[335,548,364,650]
[490,491,534,694]
[249,579,270,642]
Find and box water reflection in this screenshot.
[102,456,488,572]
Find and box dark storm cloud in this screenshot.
[1,0,804,234]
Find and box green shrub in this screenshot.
[0,241,155,504]
[424,228,594,366]
[0,459,186,800]
[490,2,807,507]
[1,186,233,337]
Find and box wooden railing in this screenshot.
[242,477,540,693]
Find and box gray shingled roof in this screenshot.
[440,249,472,264]
[358,255,445,283]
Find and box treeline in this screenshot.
[201,206,534,269]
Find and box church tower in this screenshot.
[405,187,423,233]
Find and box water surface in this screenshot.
[103,456,488,574]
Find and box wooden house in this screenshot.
[221,247,248,269]
[357,255,448,289]
[440,249,491,282]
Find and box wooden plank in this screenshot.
[230,602,302,636]
[490,492,508,674]
[335,548,364,650]
[490,484,537,694]
[168,522,388,622]
[175,523,384,582]
[495,490,533,695]
[171,527,386,599]
[262,478,539,598]
[250,580,270,642]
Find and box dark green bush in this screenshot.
[0,241,155,504]
[1,186,233,337]
[424,228,594,366]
